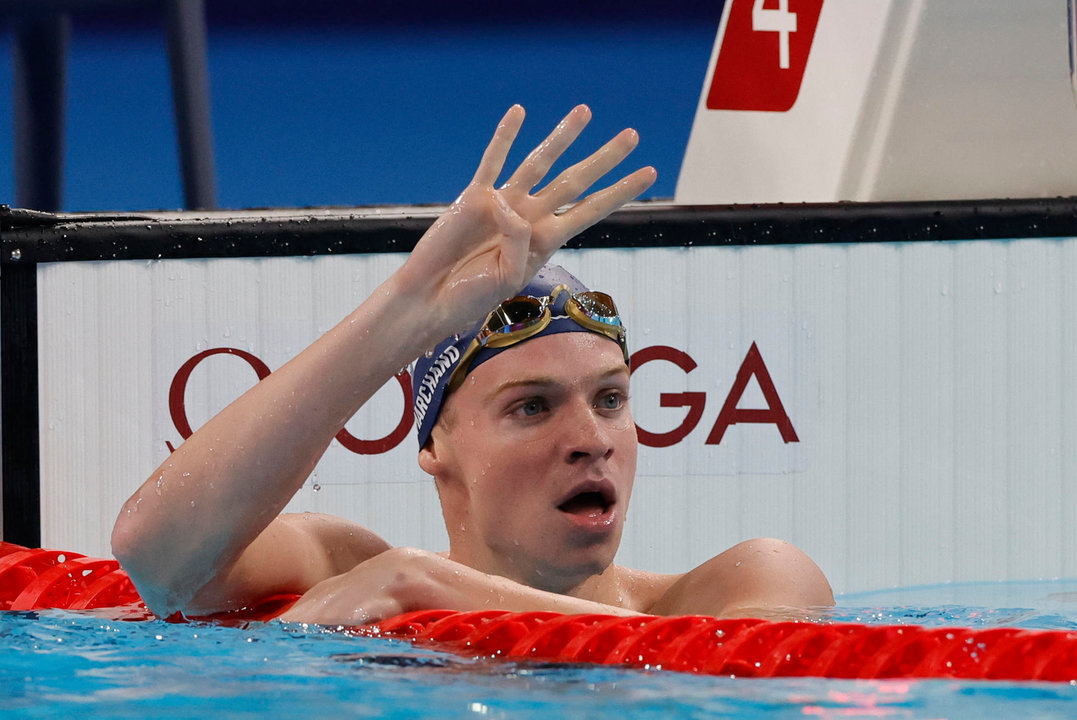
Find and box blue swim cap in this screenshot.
[411,264,625,448]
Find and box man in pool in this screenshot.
[112,105,834,623]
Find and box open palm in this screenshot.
[400,105,656,333]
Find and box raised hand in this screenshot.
[113,104,653,619]
[397,105,656,335]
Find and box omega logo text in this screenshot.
[166,343,798,455]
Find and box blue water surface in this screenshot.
[4,581,1077,719]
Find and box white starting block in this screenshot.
[676,0,1077,203]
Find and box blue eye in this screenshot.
[520,399,545,416]
[598,392,624,410]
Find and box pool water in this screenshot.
[4,581,1077,719]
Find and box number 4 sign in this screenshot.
[706,0,824,112]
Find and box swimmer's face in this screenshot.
[420,332,637,593]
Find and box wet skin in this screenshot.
[421,332,636,596]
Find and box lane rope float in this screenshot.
[4,542,1076,682]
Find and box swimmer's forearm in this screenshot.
[416,552,644,618]
[112,272,447,614]
[278,548,643,625]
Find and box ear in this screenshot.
[418,436,444,477]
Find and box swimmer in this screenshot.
[111,105,833,623]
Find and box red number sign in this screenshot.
[706,0,824,112]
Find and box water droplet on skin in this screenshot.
[190,500,196,507]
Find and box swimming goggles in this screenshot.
[446,284,628,393]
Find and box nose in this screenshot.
[562,398,614,464]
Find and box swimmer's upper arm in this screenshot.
[646,537,834,619]
[187,513,391,614]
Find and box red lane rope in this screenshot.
[4,542,1077,682]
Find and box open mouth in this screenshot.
[557,488,614,517]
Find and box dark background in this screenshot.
[0,1,725,211]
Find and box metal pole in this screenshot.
[164,0,217,210]
[13,13,70,212]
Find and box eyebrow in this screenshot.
[485,365,630,401]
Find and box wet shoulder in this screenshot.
[612,564,683,613]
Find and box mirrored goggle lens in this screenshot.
[573,292,621,327]
[486,297,545,335]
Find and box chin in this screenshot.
[539,547,618,590]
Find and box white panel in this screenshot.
[1005,240,1064,580]
[789,243,848,591]
[676,0,895,203]
[896,242,955,587]
[1062,240,1077,576]
[864,4,1077,202]
[950,241,1010,582]
[677,0,1077,204]
[36,237,1077,594]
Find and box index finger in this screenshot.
[502,104,591,193]
[471,106,526,187]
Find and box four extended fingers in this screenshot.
[473,105,655,258]
[502,105,592,194]
[476,105,650,210]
